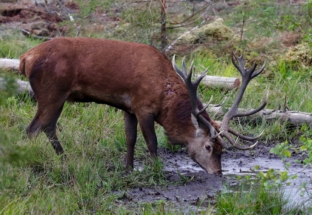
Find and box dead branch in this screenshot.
[0,78,34,96]
[21,29,52,41]
[208,106,312,126]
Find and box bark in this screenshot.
[200,75,240,90]
[160,0,167,51]
[0,59,20,72]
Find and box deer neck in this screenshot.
[155,80,196,145]
[155,74,216,146]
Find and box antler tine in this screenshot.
[232,52,266,81]
[247,63,257,76]
[219,52,267,150]
[194,68,208,88]
[212,130,230,149]
[173,56,199,109]
[231,52,245,75]
[184,60,200,110]
[234,100,267,118]
[172,56,216,138]
[182,56,188,77]
[251,62,266,79]
[182,60,209,113]
[199,95,213,114]
[234,90,268,118]
[172,55,186,79]
[222,131,259,150]
[228,128,264,141]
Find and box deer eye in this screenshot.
[205,145,211,152]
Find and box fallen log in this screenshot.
[0,58,241,90]
[199,75,240,90]
[0,78,34,96]
[0,59,20,72]
[207,106,312,126]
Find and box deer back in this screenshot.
[19,38,185,115]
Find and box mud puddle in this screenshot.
[116,143,312,212]
[223,156,312,208]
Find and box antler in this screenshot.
[218,52,267,150]
[172,55,216,139]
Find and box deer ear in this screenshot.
[191,114,200,129]
[191,114,206,137]
[192,114,209,137]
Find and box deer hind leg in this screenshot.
[27,98,66,155]
[136,114,158,158]
[124,111,138,168]
[42,103,65,154]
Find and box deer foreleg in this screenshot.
[124,111,138,168]
[137,114,158,158]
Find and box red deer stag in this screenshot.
[19,37,266,174]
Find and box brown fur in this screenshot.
[19,37,223,174]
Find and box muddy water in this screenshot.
[122,145,312,211]
[222,157,312,208]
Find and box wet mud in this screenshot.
[117,143,312,211]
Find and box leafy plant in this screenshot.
[270,141,292,162]
[298,125,312,167]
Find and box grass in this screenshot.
[1,0,312,214]
[0,95,173,214]
[216,183,308,215]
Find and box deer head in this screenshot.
[172,53,266,174]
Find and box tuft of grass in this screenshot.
[0,37,41,59]
[216,183,308,215]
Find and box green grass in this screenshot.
[0,95,174,214]
[216,184,308,215]
[0,35,41,59]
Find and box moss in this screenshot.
[176,18,234,45]
[285,43,312,68]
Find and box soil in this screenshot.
[0,2,78,37]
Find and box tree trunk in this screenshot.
[160,0,167,51]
